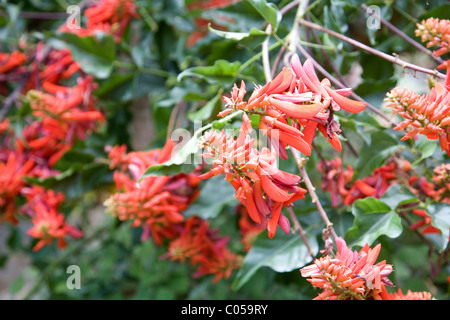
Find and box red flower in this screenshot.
[199,117,307,238]
[24,186,82,251]
[163,216,241,283]
[219,54,365,157]
[0,151,35,224]
[300,237,393,300]
[379,287,433,300]
[59,0,139,42]
[104,140,200,244]
[415,18,450,58]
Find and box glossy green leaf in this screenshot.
[427,203,450,250]
[346,197,403,247]
[232,228,318,291]
[246,0,281,31]
[354,131,401,180]
[177,59,242,84]
[183,175,238,219]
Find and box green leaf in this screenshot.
[177,59,242,84]
[354,131,401,180]
[232,229,318,291]
[246,0,281,31]
[50,32,116,78]
[140,111,243,178]
[427,203,450,250]
[183,175,238,219]
[9,275,24,295]
[139,131,200,179]
[346,197,403,247]
[412,137,437,166]
[208,24,269,48]
[187,90,223,122]
[379,184,419,209]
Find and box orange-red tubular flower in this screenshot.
[301,237,394,300]
[218,54,365,160]
[290,54,366,113]
[198,116,307,238]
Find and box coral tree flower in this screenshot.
[104,140,200,244]
[24,186,82,251]
[198,117,307,238]
[415,18,450,59]
[219,54,366,157]
[385,83,450,156]
[300,237,394,300]
[105,141,240,282]
[59,0,139,42]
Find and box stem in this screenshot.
[286,206,316,260]
[290,148,338,241]
[262,24,273,82]
[360,4,444,65]
[0,73,29,121]
[297,18,446,80]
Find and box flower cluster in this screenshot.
[162,216,241,283]
[104,140,200,243]
[385,18,450,155]
[22,186,83,251]
[301,237,434,300]
[0,43,80,95]
[25,76,103,166]
[415,18,450,60]
[0,41,102,250]
[409,163,450,204]
[198,119,307,239]
[59,0,139,42]
[185,0,238,48]
[105,141,241,282]
[197,54,366,238]
[220,54,366,157]
[318,158,409,207]
[300,237,394,300]
[384,84,450,156]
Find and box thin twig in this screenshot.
[297,18,446,80]
[295,44,396,126]
[262,24,273,82]
[0,74,29,121]
[286,206,316,260]
[290,148,339,241]
[360,4,444,65]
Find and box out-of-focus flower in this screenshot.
[415,18,450,58]
[300,237,393,300]
[379,287,433,300]
[0,151,35,224]
[318,158,405,207]
[59,0,139,42]
[24,186,82,251]
[219,54,365,158]
[163,216,241,283]
[24,76,103,166]
[186,0,240,48]
[104,140,200,244]
[199,117,307,238]
[105,141,241,283]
